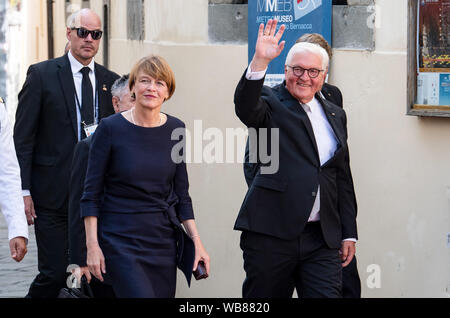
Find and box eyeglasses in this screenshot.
[71,27,103,40]
[287,65,324,79]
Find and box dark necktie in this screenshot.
[80,67,94,138]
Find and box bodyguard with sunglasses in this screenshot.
[234,20,357,298]
[14,9,119,298]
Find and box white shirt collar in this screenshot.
[67,50,95,75]
[301,97,321,114]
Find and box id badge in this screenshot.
[84,123,98,137]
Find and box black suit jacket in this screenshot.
[244,82,345,186]
[321,82,343,108]
[68,136,92,266]
[234,71,357,248]
[14,54,119,210]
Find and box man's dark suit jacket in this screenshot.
[68,135,92,266]
[244,82,345,186]
[234,72,357,248]
[321,82,343,108]
[14,54,119,210]
[242,80,361,298]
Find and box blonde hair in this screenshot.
[296,33,332,59]
[129,55,176,101]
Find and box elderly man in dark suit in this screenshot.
[243,33,361,298]
[14,9,119,298]
[296,33,361,299]
[234,20,358,298]
[68,74,134,297]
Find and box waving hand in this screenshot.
[251,19,286,72]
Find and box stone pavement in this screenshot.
[0,216,38,298]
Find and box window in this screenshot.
[127,0,145,41]
[332,0,375,50]
[407,0,450,117]
[208,0,248,43]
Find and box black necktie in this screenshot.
[80,67,94,138]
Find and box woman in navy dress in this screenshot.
[81,55,210,298]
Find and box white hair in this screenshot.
[285,42,329,70]
[111,76,130,99]
[66,10,81,28]
[66,9,101,29]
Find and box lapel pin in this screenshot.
[331,113,336,116]
[102,84,107,91]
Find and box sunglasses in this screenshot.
[72,27,103,40]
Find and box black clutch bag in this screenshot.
[193,261,208,280]
[58,276,94,298]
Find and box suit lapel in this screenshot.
[95,63,109,120]
[317,94,345,148]
[276,83,320,160]
[57,55,78,138]
[321,85,334,104]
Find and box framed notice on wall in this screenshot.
[408,0,450,116]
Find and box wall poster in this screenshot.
[416,0,450,108]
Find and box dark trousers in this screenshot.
[342,256,361,298]
[90,277,116,298]
[240,222,342,298]
[26,204,69,298]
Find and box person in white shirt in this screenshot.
[0,98,28,262]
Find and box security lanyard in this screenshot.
[74,82,99,128]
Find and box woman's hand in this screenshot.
[181,219,210,276]
[251,19,286,72]
[86,242,106,282]
[192,236,210,276]
[72,266,92,284]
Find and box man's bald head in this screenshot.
[66,9,102,66]
[66,9,101,30]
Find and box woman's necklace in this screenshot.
[131,108,162,127]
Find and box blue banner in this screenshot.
[248,0,332,86]
[439,73,450,106]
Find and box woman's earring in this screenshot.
[131,92,136,99]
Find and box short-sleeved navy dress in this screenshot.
[81,113,195,298]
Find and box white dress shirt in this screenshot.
[22,52,97,197]
[0,103,29,241]
[246,64,356,242]
[301,98,338,222]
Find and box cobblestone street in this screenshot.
[0,216,37,298]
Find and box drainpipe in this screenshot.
[47,0,53,59]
